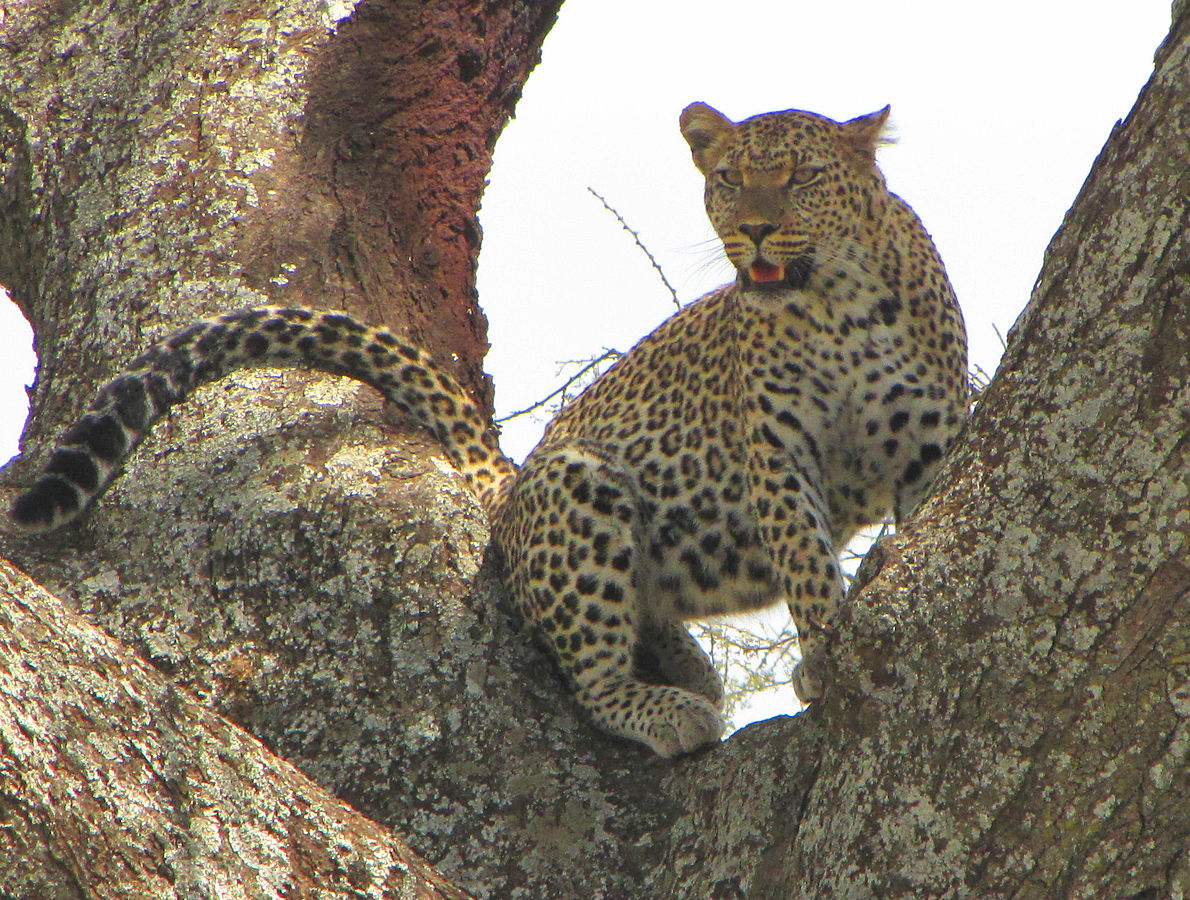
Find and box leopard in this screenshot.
[9,102,968,758]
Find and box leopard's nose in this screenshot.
[738,223,776,246]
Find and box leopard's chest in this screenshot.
[734,291,921,543]
[618,296,887,615]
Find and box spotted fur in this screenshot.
[10,103,967,757]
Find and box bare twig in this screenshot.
[991,321,1008,351]
[495,349,621,423]
[497,191,680,427]
[588,187,681,309]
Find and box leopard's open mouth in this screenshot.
[748,260,784,284]
[742,256,814,290]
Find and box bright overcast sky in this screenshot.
[0,0,1171,470]
[478,0,1171,460]
[0,1,1172,731]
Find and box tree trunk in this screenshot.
[1,1,1187,898]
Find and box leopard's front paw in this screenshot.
[792,645,828,704]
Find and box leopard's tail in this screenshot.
[9,307,516,532]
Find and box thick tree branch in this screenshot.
[780,10,1190,897]
[0,561,472,899]
[0,0,1185,897]
[638,7,1190,898]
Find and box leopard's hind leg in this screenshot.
[497,448,724,757]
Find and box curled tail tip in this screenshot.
[8,477,86,533]
[9,415,131,534]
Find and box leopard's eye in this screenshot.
[788,165,825,186]
[715,168,743,188]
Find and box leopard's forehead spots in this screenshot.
[728,110,838,170]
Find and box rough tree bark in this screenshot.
[0,1,1187,898]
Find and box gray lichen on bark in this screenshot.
[1,0,1188,897]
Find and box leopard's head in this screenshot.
[680,102,892,290]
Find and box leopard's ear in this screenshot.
[838,105,893,163]
[680,103,736,176]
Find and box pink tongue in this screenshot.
[749,261,784,283]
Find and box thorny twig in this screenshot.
[499,191,679,427]
[588,187,681,309]
[495,349,621,423]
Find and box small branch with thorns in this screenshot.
[588,187,681,310]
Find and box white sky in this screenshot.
[0,2,1171,724]
[0,2,1170,463]
[473,0,1169,724]
[478,0,1170,460]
